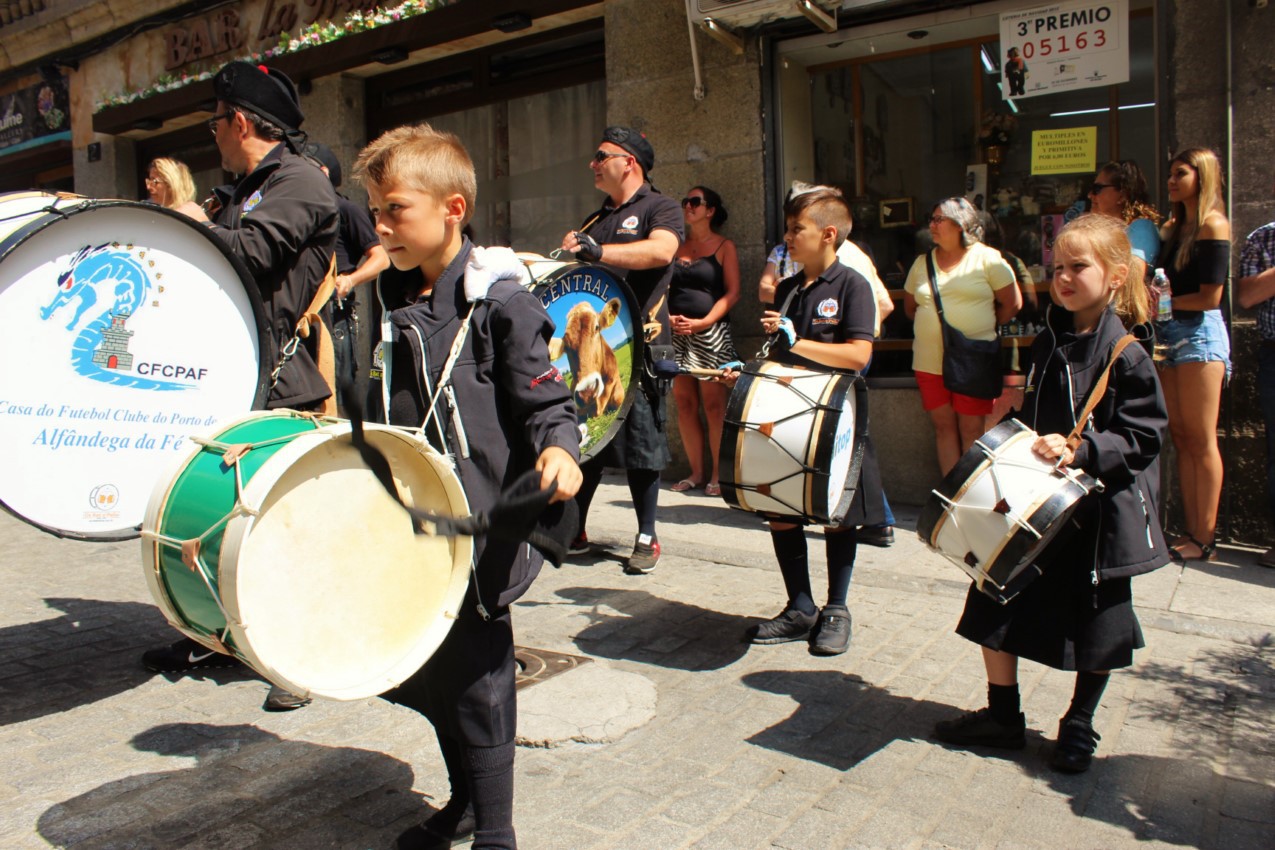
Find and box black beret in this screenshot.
[213,61,304,132]
[601,126,655,176]
[302,141,342,188]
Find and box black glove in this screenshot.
[573,231,603,263]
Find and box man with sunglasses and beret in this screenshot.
[146,61,339,708]
[560,126,684,574]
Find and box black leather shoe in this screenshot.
[857,525,895,548]
[397,806,476,850]
[1051,715,1100,773]
[932,706,1027,749]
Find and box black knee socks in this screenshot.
[988,683,1021,724]
[771,526,815,615]
[430,734,472,828]
[1066,672,1110,724]
[465,740,516,850]
[627,468,660,539]
[824,529,858,608]
[573,460,604,535]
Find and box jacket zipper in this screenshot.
[1137,488,1154,548]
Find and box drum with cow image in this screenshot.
[0,192,269,540]
[519,258,642,461]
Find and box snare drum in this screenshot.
[520,257,642,460]
[141,411,472,701]
[719,361,867,526]
[916,419,1100,604]
[0,193,267,539]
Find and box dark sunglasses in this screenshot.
[592,150,629,164]
[1089,182,1115,194]
[207,111,235,134]
[681,197,706,209]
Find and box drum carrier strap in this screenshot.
[271,255,339,415]
[1064,334,1137,455]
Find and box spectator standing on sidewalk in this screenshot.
[1237,190,1275,568]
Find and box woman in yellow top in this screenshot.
[905,197,1020,474]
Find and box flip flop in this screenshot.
[670,479,702,492]
[704,483,721,497]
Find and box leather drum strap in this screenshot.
[295,255,339,416]
[1064,333,1137,452]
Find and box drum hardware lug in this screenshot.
[757,483,771,496]
[220,443,253,467]
[181,538,202,571]
[759,422,775,438]
[777,376,793,386]
[994,498,1011,514]
[964,551,980,568]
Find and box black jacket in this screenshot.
[379,240,581,609]
[210,143,339,409]
[1016,304,1171,581]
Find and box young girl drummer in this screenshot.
[932,214,1171,772]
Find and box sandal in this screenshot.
[704,483,721,497]
[670,479,702,493]
[1169,535,1217,563]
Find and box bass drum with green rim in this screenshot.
[140,410,471,701]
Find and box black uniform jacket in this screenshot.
[1017,304,1171,581]
[381,240,581,609]
[210,143,339,409]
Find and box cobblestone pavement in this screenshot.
[2,475,1273,849]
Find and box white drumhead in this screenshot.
[0,195,264,539]
[220,424,472,701]
[825,380,858,511]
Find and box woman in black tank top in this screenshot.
[669,186,740,496]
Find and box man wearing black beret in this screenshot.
[560,126,684,575]
[146,62,340,703]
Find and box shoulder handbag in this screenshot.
[927,253,1003,400]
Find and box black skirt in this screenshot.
[594,385,671,471]
[955,554,1145,671]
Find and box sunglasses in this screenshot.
[592,150,629,164]
[207,111,235,134]
[681,197,706,209]
[1089,182,1115,194]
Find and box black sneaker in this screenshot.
[397,804,476,850]
[625,534,660,574]
[747,608,818,645]
[567,532,591,556]
[932,706,1027,749]
[142,636,242,674]
[1051,715,1100,773]
[263,684,312,712]
[857,525,895,548]
[810,605,852,655]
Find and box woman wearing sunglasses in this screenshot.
[669,186,740,496]
[1088,160,1162,286]
[144,157,196,210]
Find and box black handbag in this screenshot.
[927,253,1003,400]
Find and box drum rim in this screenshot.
[0,195,272,542]
[531,261,643,462]
[218,420,473,700]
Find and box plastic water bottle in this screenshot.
[1154,268,1173,322]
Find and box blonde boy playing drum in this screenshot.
[723,187,885,656]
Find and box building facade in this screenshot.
[3,0,1272,541]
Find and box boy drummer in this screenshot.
[353,124,582,850]
[724,187,884,656]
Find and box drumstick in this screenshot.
[682,367,728,378]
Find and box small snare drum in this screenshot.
[916,419,1100,604]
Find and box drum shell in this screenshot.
[720,360,867,526]
[0,193,269,540]
[141,411,473,700]
[917,419,1097,603]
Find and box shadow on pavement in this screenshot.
[551,585,754,671]
[0,598,255,726]
[1178,552,1275,589]
[37,722,428,849]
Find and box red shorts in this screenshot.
[915,370,995,416]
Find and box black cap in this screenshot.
[302,141,342,187]
[601,126,655,176]
[213,61,304,132]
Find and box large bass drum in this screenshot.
[0,193,268,540]
[141,411,472,701]
[522,257,642,461]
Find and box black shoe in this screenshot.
[567,532,591,556]
[747,608,818,645]
[142,637,242,674]
[1051,714,1100,773]
[810,605,852,656]
[857,525,895,548]
[624,534,660,574]
[263,684,312,712]
[397,805,476,850]
[932,706,1027,750]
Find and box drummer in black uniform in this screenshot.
[725,187,885,656]
[560,126,684,574]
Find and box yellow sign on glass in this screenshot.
[1031,127,1098,175]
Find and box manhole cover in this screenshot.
[514,646,591,691]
